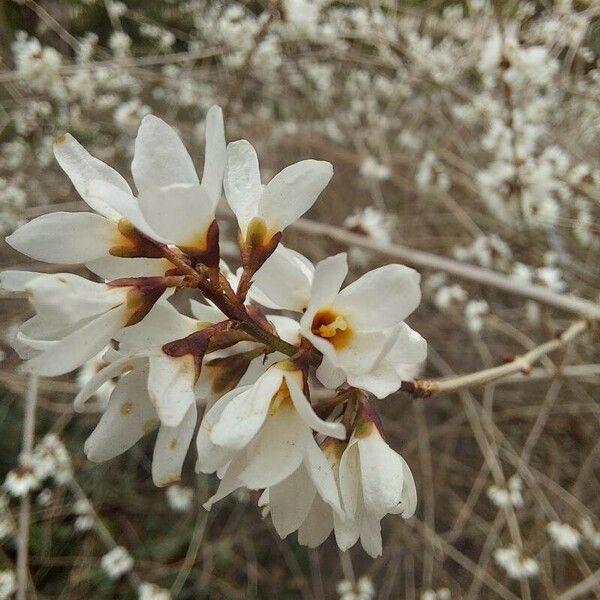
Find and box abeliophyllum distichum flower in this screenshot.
[1,106,426,557]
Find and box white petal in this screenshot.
[389,455,418,518]
[359,513,383,558]
[74,354,145,411]
[334,265,421,330]
[333,512,360,552]
[286,372,345,440]
[346,364,400,399]
[210,368,282,450]
[86,257,171,280]
[152,403,197,487]
[84,366,157,462]
[7,212,116,264]
[138,183,215,247]
[357,431,405,518]
[86,180,168,243]
[203,456,246,510]
[387,323,428,368]
[196,388,249,474]
[201,105,226,208]
[258,160,333,233]
[239,409,310,489]
[338,440,360,519]
[148,354,197,427]
[335,330,389,375]
[251,245,314,312]
[315,357,346,389]
[132,115,199,195]
[297,495,334,548]
[53,133,131,219]
[0,270,45,292]
[189,299,225,323]
[223,140,262,234]
[24,305,127,376]
[304,436,343,514]
[269,465,316,538]
[267,315,301,346]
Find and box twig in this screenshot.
[17,374,38,600]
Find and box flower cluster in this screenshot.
[2,106,425,557]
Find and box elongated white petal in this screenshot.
[74,354,145,411]
[152,403,197,487]
[132,115,199,196]
[315,357,346,389]
[346,363,400,399]
[53,133,131,219]
[239,409,310,489]
[189,299,225,323]
[334,264,421,330]
[196,388,249,474]
[148,354,197,427]
[138,183,215,247]
[335,330,388,375]
[338,440,360,519]
[387,323,428,367]
[333,512,360,552]
[86,180,168,243]
[357,432,405,518]
[297,495,334,548]
[84,367,157,462]
[267,315,301,346]
[210,368,282,450]
[223,140,262,234]
[359,513,383,558]
[201,105,226,208]
[258,160,333,233]
[0,270,45,292]
[251,245,314,312]
[286,373,345,440]
[24,304,127,376]
[389,455,418,518]
[269,465,316,538]
[203,455,246,510]
[7,212,116,264]
[304,436,343,514]
[86,256,172,280]
[300,253,348,331]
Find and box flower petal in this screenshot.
[86,257,172,280]
[152,403,197,487]
[201,105,226,208]
[132,115,199,195]
[269,465,316,538]
[359,513,383,558]
[286,372,345,440]
[53,133,131,219]
[203,456,246,511]
[339,440,361,520]
[389,455,418,518]
[7,212,116,264]
[239,409,309,489]
[297,495,334,548]
[304,436,343,514]
[223,140,262,234]
[0,270,45,292]
[301,253,347,322]
[333,512,360,552]
[315,356,346,389]
[334,264,421,330]
[84,366,157,462]
[24,304,127,376]
[258,160,333,232]
[148,354,197,427]
[138,183,215,247]
[210,368,282,450]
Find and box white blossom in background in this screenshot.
[101,546,134,580]
[359,156,391,181]
[546,521,581,551]
[487,475,524,509]
[465,300,489,333]
[165,485,194,513]
[0,570,17,600]
[77,349,117,407]
[138,582,171,600]
[73,498,95,532]
[579,517,600,549]
[4,465,39,498]
[421,588,451,600]
[337,575,375,600]
[0,495,14,541]
[494,545,539,580]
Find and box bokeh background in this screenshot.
[0,0,599,598]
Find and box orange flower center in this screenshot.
[311,309,352,350]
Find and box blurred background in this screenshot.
[0,0,599,598]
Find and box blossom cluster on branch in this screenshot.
[1,106,426,557]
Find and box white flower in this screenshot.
[546,521,581,551]
[0,495,14,541]
[464,300,489,333]
[77,349,116,407]
[494,545,539,579]
[224,139,332,243]
[165,485,194,513]
[73,499,95,532]
[487,475,523,508]
[101,546,133,580]
[0,570,16,600]
[337,575,376,600]
[31,434,72,484]
[198,362,345,515]
[4,466,39,498]
[6,105,225,277]
[299,253,422,395]
[138,582,171,600]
